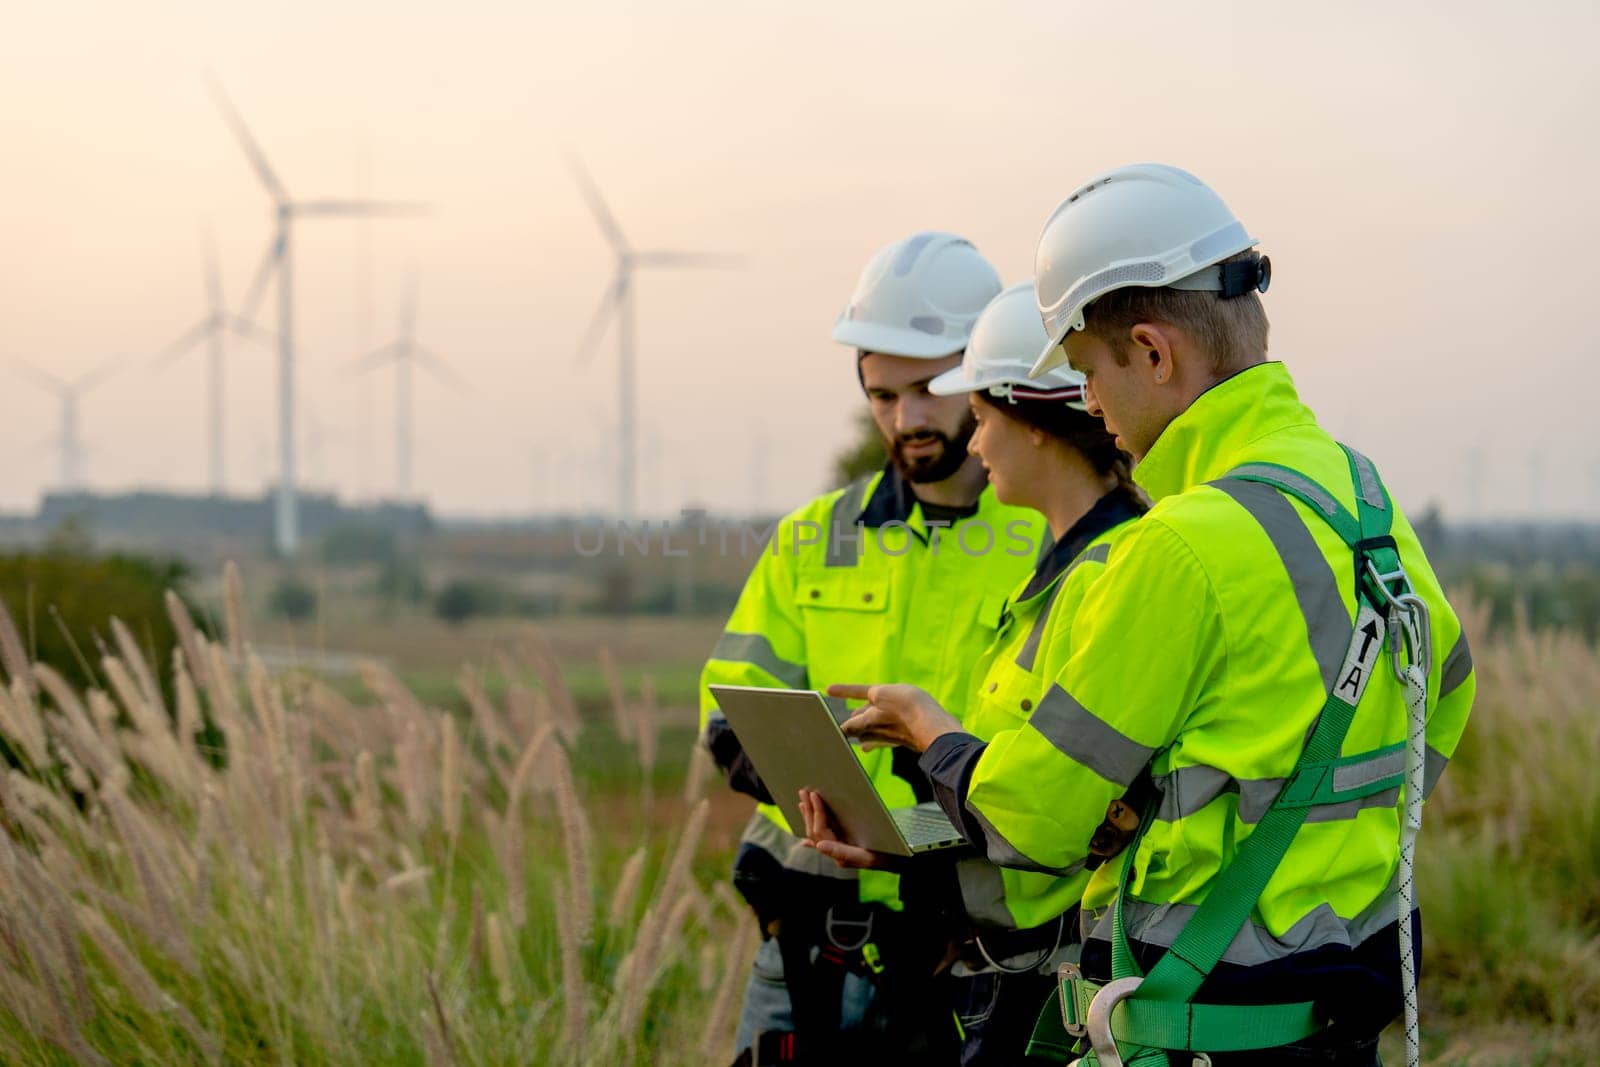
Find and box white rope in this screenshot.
[1397,661,1428,1067]
[973,911,1066,975]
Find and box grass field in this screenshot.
[0,572,1594,1065]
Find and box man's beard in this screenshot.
[889,414,976,484]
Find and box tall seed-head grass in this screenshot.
[109,617,166,721]
[608,846,648,928]
[0,678,49,770]
[0,567,832,1063]
[440,715,462,843]
[485,910,515,1008]
[0,594,35,695]
[551,746,593,944]
[598,646,634,743]
[222,561,247,661]
[635,675,659,775]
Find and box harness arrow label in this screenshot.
[1334,605,1386,705]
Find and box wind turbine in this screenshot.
[351,273,465,500]
[569,156,739,519]
[11,358,121,491]
[207,74,426,556]
[150,222,272,495]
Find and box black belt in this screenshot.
[962,910,1071,969]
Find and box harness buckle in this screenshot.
[822,905,874,952]
[1084,976,1143,1067]
[1057,962,1087,1039]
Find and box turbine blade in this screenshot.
[345,342,404,375]
[204,73,289,203]
[567,155,630,254]
[414,345,468,392]
[293,199,430,218]
[150,319,211,369]
[202,220,224,311]
[573,283,621,366]
[75,355,122,395]
[226,314,275,347]
[634,251,744,269]
[10,360,67,395]
[237,232,283,324]
[401,270,419,343]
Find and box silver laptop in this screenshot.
[708,684,966,857]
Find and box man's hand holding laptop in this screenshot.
[798,682,965,869]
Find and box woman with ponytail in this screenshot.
[800,282,1146,1064]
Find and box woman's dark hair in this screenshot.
[973,390,1147,512]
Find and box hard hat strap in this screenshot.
[987,383,1085,407]
[1168,253,1272,298]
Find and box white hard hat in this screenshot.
[930,282,1086,409]
[1030,164,1267,377]
[833,231,1003,359]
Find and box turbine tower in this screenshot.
[11,358,120,490]
[207,74,425,556]
[352,273,464,499]
[569,157,738,519]
[151,222,272,495]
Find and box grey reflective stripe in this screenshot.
[1212,479,1349,692]
[1332,747,1406,793]
[711,632,807,689]
[1304,787,1400,824]
[967,802,1087,878]
[1154,749,1405,824]
[1078,542,1112,567]
[1347,870,1402,946]
[1440,631,1473,699]
[824,476,873,567]
[1014,581,1066,672]
[956,858,1015,928]
[1084,897,1359,967]
[1346,448,1386,511]
[1423,744,1449,799]
[1029,684,1154,787]
[1227,463,1340,518]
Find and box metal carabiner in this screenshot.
[1083,976,1143,1067]
[1364,559,1431,681]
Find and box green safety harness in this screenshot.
[1027,446,1433,1066]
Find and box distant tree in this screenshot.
[434,579,503,625]
[590,566,637,616]
[267,576,317,622]
[0,545,187,695]
[321,524,398,566]
[375,556,429,605]
[831,410,887,487]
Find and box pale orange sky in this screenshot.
[2,0,1596,519]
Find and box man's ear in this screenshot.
[1129,323,1177,385]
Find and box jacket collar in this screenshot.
[1016,489,1142,602]
[858,464,918,527]
[1133,361,1320,503]
[856,463,1000,531]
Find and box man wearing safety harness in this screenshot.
[699,232,1046,1065]
[811,165,1475,1065]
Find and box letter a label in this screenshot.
[1335,604,1385,704]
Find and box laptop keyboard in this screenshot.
[892,804,961,847]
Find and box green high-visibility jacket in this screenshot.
[938,362,1474,965]
[700,464,1045,908]
[954,491,1141,933]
